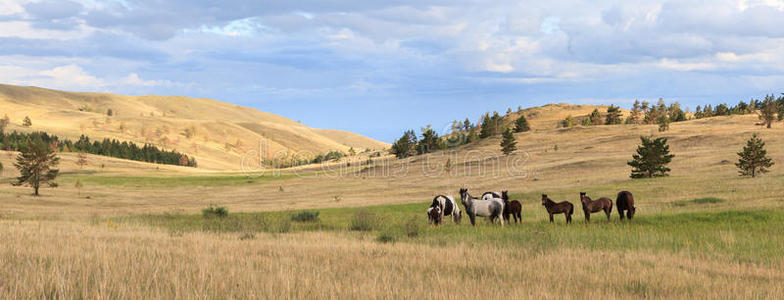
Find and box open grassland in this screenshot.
[1,112,784,298]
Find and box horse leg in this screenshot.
[584,211,590,223]
[619,208,625,220]
[605,207,611,221]
[566,213,572,224]
[469,213,476,226]
[549,214,554,223]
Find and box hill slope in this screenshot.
[0,84,388,170]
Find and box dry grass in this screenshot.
[1,220,782,299]
[0,84,388,170]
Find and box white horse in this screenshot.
[430,195,463,224]
[481,191,502,201]
[459,188,504,227]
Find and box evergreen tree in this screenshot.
[758,96,777,128]
[0,114,8,133]
[514,115,530,132]
[500,128,517,155]
[416,126,440,154]
[627,136,674,178]
[657,115,670,132]
[736,134,774,178]
[668,102,686,122]
[391,130,417,158]
[605,105,622,125]
[694,105,703,119]
[777,94,784,121]
[77,152,87,168]
[463,118,472,132]
[22,116,32,127]
[715,103,730,116]
[626,100,642,124]
[12,139,60,196]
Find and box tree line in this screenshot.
[0,131,197,167]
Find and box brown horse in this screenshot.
[541,194,573,224]
[616,191,636,220]
[579,192,612,222]
[427,206,442,226]
[501,191,522,224]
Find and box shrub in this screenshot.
[239,231,256,240]
[291,210,320,222]
[350,210,379,231]
[202,204,229,218]
[404,216,421,238]
[376,233,397,243]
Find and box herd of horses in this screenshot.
[427,189,636,227]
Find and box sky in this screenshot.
[1,0,784,142]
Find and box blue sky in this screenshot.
[2,0,784,142]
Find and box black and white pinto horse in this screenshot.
[429,195,462,224]
[460,188,504,227]
[427,206,442,226]
[481,191,502,201]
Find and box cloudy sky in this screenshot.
[2,0,784,142]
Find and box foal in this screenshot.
[616,191,636,220]
[501,191,522,224]
[541,194,573,224]
[579,192,612,222]
[427,206,442,226]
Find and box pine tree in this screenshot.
[605,105,622,125]
[0,114,8,133]
[657,115,670,132]
[668,102,686,122]
[627,136,674,178]
[500,128,517,155]
[758,96,777,128]
[736,134,774,178]
[514,115,530,132]
[22,116,32,127]
[12,140,60,196]
[391,130,417,158]
[626,100,642,124]
[77,152,88,168]
[416,126,440,154]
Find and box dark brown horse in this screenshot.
[616,191,636,220]
[541,194,573,224]
[579,192,612,222]
[501,191,522,224]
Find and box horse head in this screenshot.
[501,190,509,201]
[541,194,548,206]
[579,192,588,204]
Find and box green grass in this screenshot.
[116,201,784,266]
[674,197,726,207]
[58,174,293,188]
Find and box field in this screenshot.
[1,111,784,298]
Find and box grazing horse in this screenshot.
[427,206,442,226]
[579,192,612,222]
[430,195,463,224]
[541,194,573,224]
[482,191,502,201]
[501,191,522,224]
[616,191,636,220]
[459,188,504,227]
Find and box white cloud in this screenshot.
[39,64,105,88]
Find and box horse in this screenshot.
[427,206,442,226]
[482,191,502,200]
[430,195,463,224]
[501,191,522,224]
[616,191,636,220]
[541,194,573,224]
[579,192,612,222]
[459,188,504,227]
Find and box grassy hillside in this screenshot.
[1,101,783,298]
[0,84,388,170]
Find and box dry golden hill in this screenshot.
[0,84,388,170]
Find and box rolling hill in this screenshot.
[0,84,389,170]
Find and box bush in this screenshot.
[291,210,320,222]
[404,216,421,238]
[202,204,229,219]
[376,233,397,244]
[350,210,379,231]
